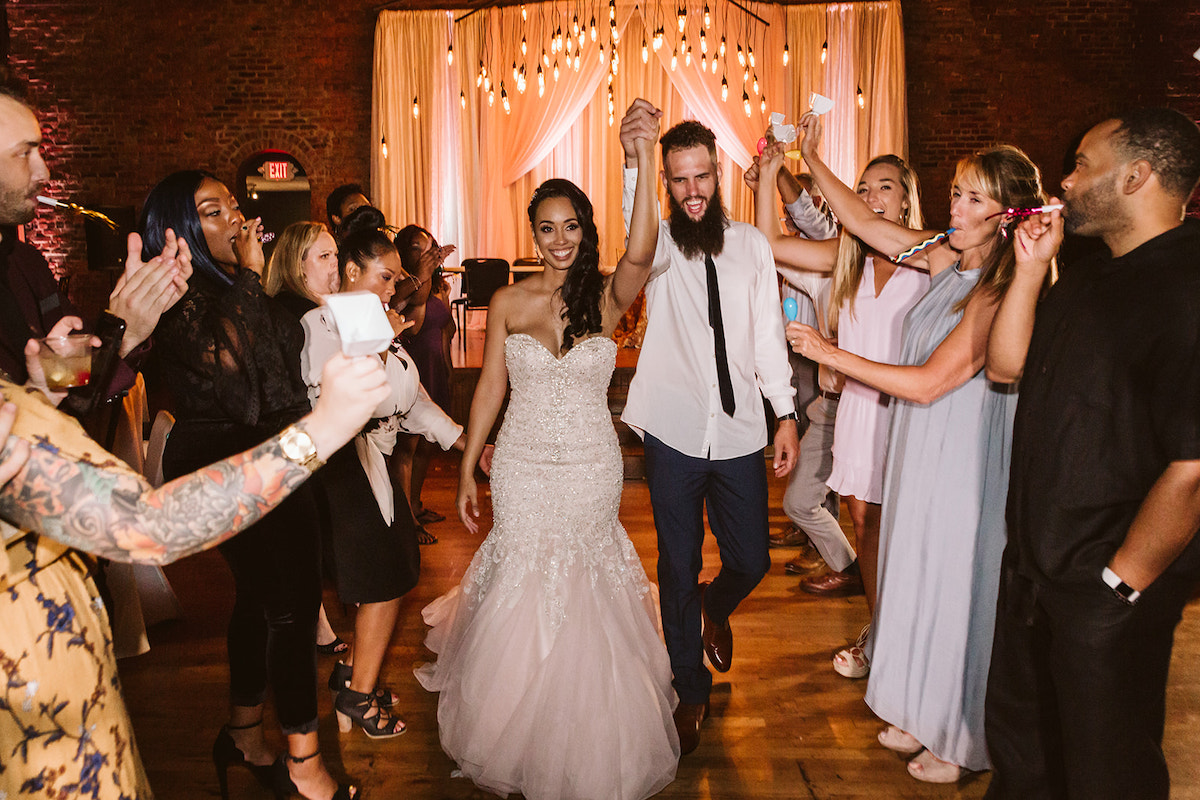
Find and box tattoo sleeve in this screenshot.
[0,435,312,564]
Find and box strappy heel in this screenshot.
[334,688,406,739]
[328,661,398,707]
[273,750,360,800]
[316,636,349,656]
[213,720,279,800]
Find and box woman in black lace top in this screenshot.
[142,172,357,800]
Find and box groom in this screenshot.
[618,99,799,755]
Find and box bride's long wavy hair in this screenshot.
[527,179,604,352]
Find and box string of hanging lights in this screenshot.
[398,0,855,143]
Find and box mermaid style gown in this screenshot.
[416,333,680,800]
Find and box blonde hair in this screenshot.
[952,144,1046,311]
[827,155,924,335]
[263,221,329,301]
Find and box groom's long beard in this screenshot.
[668,185,728,260]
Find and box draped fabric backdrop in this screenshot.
[373,1,905,269]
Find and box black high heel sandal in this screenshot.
[316,636,349,656]
[327,661,398,707]
[213,720,279,800]
[273,750,360,800]
[334,688,406,739]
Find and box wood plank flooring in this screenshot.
[119,453,1200,799]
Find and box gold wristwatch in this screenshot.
[279,423,325,471]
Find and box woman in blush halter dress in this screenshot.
[415,102,680,800]
[756,149,928,679]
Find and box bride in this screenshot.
[415,100,678,799]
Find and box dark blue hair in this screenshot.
[139,170,232,288]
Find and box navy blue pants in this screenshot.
[643,433,771,705]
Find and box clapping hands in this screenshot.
[112,229,192,357]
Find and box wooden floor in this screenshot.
[120,454,1200,799]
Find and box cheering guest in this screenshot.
[263,221,341,313]
[391,224,457,535]
[756,145,929,679]
[744,156,842,577]
[302,222,464,740]
[787,113,1044,782]
[0,71,186,417]
[262,221,351,656]
[985,109,1200,800]
[143,172,356,800]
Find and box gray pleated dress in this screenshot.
[864,264,1017,772]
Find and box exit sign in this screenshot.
[265,161,291,181]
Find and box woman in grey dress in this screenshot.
[787,114,1047,782]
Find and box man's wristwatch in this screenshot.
[279,423,325,472]
[1102,566,1141,605]
[777,412,798,422]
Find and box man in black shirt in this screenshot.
[0,70,187,396]
[983,108,1200,799]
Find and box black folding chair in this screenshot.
[451,258,510,343]
[511,256,541,282]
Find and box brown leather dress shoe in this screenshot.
[783,543,826,574]
[769,524,809,548]
[800,568,865,597]
[673,700,710,756]
[700,582,733,672]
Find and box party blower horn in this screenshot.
[37,195,120,230]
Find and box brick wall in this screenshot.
[6,0,1200,300]
[1136,0,1200,217]
[7,0,379,292]
[903,0,1200,227]
[905,0,1128,228]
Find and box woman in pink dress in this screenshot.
[756,148,927,679]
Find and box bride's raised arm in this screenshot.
[610,99,663,313]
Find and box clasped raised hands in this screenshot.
[619,98,662,166]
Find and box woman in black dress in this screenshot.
[142,172,356,800]
[300,224,464,739]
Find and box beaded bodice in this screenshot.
[460,334,648,630]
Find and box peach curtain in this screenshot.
[373,2,906,266]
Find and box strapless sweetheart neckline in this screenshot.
[506,332,616,362]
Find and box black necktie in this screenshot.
[705,254,735,417]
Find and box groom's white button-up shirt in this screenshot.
[619,167,795,460]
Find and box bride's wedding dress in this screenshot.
[416,333,679,800]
